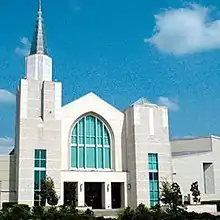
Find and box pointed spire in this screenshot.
[29,0,48,55]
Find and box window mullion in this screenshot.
[39,151,41,167]
[77,123,79,168]
[39,170,41,189]
[95,117,98,169]
[102,123,105,169]
[84,117,87,168]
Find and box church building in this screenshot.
[0,0,219,211]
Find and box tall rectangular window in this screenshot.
[148,153,158,171]
[35,150,46,168]
[34,149,46,206]
[148,153,159,207]
[203,162,215,194]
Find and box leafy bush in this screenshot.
[31,205,45,219]
[190,181,201,204]
[118,206,135,220]
[40,177,59,206]
[1,202,17,210]
[1,204,31,220]
[160,179,183,212]
[118,203,220,220]
[0,203,219,219]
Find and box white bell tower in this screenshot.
[25,0,52,81]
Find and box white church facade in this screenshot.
[0,1,220,210]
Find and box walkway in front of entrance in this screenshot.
[64,182,125,209]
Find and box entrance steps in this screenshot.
[93,209,121,218]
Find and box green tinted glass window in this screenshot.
[87,147,96,168]
[79,147,85,168]
[70,115,111,169]
[34,150,46,168]
[97,147,103,168]
[104,147,111,169]
[71,147,77,168]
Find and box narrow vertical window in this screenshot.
[34,149,46,206]
[203,162,215,194]
[148,153,159,207]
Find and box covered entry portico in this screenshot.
[61,171,127,209]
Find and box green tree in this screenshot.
[190,181,201,204]
[40,176,59,206]
[160,179,183,212]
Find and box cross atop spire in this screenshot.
[29,0,48,55]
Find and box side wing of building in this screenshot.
[171,136,220,203]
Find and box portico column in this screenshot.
[105,182,111,209]
[77,182,84,207]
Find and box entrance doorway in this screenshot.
[85,182,102,209]
[64,182,77,206]
[111,183,122,209]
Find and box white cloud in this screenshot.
[0,137,14,146]
[0,137,14,154]
[15,37,31,56]
[145,4,220,55]
[0,89,16,104]
[157,96,179,111]
[20,37,31,46]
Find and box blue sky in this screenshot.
[1,0,220,153]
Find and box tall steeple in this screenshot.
[29,0,47,55]
[26,0,52,81]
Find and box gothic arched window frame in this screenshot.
[70,114,112,170]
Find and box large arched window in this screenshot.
[70,115,111,169]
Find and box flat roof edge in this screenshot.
[170,135,220,142]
